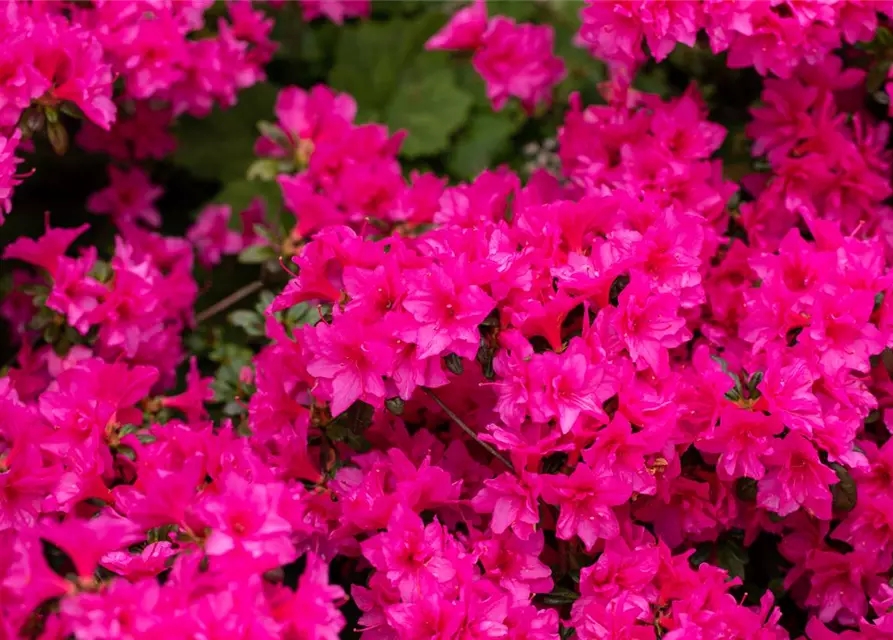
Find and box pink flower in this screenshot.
[39,512,144,579]
[3,219,89,277]
[472,472,540,540]
[300,0,370,24]
[268,554,346,640]
[303,316,395,416]
[0,439,61,531]
[187,204,244,267]
[805,548,880,624]
[99,542,176,580]
[196,472,295,573]
[757,434,839,520]
[426,0,488,51]
[401,262,494,360]
[257,84,356,161]
[610,274,690,376]
[471,17,565,113]
[0,130,23,222]
[87,166,163,228]
[361,505,459,601]
[540,464,631,551]
[161,357,214,423]
[696,406,783,481]
[758,352,822,436]
[528,342,613,433]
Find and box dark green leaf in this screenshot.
[386,68,473,158]
[447,113,516,179]
[831,463,858,512]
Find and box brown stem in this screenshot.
[195,280,264,325]
[422,387,513,471]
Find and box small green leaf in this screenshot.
[831,463,858,512]
[228,310,264,337]
[238,244,277,265]
[444,353,464,375]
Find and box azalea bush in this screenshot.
[4,0,893,638]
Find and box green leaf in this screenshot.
[329,21,408,117]
[386,68,472,158]
[715,538,749,580]
[328,14,446,120]
[238,244,278,265]
[228,310,264,338]
[170,84,278,182]
[447,113,516,179]
[831,463,858,512]
[492,0,539,22]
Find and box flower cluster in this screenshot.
[427,0,566,113]
[579,0,893,78]
[4,1,893,638]
[0,0,277,221]
[297,0,370,25]
[260,84,442,238]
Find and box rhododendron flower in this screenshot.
[161,357,213,423]
[609,275,690,375]
[426,0,488,51]
[401,263,495,360]
[0,130,23,222]
[100,542,176,580]
[268,554,346,639]
[87,166,163,228]
[304,316,395,416]
[39,513,144,578]
[197,472,295,572]
[187,204,244,267]
[472,471,540,540]
[472,17,566,113]
[541,463,631,550]
[697,407,783,481]
[300,0,370,24]
[757,434,839,520]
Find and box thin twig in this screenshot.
[423,387,513,470]
[195,280,264,325]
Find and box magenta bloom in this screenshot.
[401,263,495,360]
[299,0,370,24]
[161,357,214,423]
[268,554,346,640]
[0,130,23,222]
[472,472,540,541]
[472,17,566,113]
[187,204,244,267]
[100,542,176,580]
[87,166,163,228]
[39,512,144,579]
[540,463,631,551]
[697,407,783,481]
[196,472,295,573]
[304,316,395,416]
[426,0,488,51]
[611,275,690,376]
[757,434,839,520]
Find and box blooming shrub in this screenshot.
[3,0,893,638]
